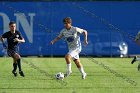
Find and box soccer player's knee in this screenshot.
[17,56,21,60]
[15,54,21,60]
[75,61,79,65]
[74,60,81,67]
[75,62,81,68]
[65,54,71,59]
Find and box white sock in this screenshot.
[78,67,85,75]
[67,63,72,72]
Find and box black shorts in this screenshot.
[7,49,19,57]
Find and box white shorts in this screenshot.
[67,49,81,60]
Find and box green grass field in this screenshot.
[0,57,140,93]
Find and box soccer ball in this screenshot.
[55,72,64,80]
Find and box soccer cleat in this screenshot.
[64,71,72,77]
[131,56,137,64]
[12,70,17,77]
[19,71,25,77]
[82,73,87,80]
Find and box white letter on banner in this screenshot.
[14,13,35,43]
[0,12,10,33]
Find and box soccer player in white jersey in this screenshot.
[131,31,140,64]
[50,17,88,79]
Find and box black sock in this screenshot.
[13,63,17,72]
[17,59,22,71]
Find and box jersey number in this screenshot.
[67,37,74,42]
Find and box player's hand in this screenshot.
[50,40,54,45]
[14,38,19,42]
[84,40,88,46]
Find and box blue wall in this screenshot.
[0,1,140,56]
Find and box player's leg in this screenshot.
[65,54,72,77]
[73,58,86,79]
[12,58,18,77]
[131,56,139,64]
[14,53,25,77]
[7,50,18,77]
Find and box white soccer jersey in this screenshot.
[135,31,140,40]
[59,26,85,51]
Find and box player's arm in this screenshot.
[14,38,25,43]
[14,31,25,43]
[0,36,7,49]
[0,36,5,43]
[83,30,88,45]
[135,31,140,46]
[50,34,63,45]
[135,39,140,46]
[76,27,88,46]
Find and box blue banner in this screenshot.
[0,2,140,56]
